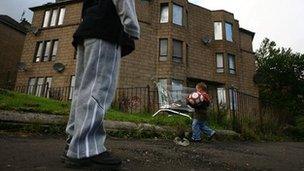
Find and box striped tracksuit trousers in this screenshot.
[66,39,121,159]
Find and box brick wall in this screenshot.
[0,22,26,87]
[16,0,258,98]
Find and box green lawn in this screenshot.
[0,89,190,128]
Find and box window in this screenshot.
[172,79,183,102]
[35,77,45,97]
[229,88,238,110]
[173,40,183,63]
[50,9,59,27]
[28,78,37,95]
[228,54,236,74]
[58,8,66,25]
[225,22,233,42]
[51,40,59,61]
[27,77,52,98]
[214,22,223,40]
[160,4,169,23]
[69,75,76,100]
[217,88,227,107]
[43,41,51,62]
[43,10,51,28]
[35,42,44,62]
[159,39,168,61]
[216,53,224,73]
[42,8,66,28]
[173,4,183,26]
[34,40,59,62]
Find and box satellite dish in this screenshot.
[53,63,65,73]
[17,62,27,71]
[202,36,212,45]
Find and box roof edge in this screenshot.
[29,0,82,11]
[239,28,255,39]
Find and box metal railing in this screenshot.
[1,82,283,134]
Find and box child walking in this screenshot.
[188,82,216,142]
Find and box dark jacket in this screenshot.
[73,0,135,57]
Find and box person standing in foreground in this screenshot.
[64,0,140,169]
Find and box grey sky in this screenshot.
[0,0,303,53]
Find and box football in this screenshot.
[187,92,205,105]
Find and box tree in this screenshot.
[255,38,304,125]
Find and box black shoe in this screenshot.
[60,144,69,163]
[65,151,122,170]
[207,132,216,141]
[189,138,202,143]
[60,136,72,163]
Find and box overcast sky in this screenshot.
[0,0,303,53]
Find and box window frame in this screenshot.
[214,21,223,40]
[34,41,44,63]
[42,10,51,28]
[172,3,183,26]
[217,87,227,107]
[34,40,59,63]
[225,22,233,42]
[51,39,59,61]
[160,3,169,24]
[159,38,168,61]
[172,39,183,63]
[27,77,37,95]
[42,40,52,62]
[42,7,66,28]
[228,54,236,74]
[216,53,224,73]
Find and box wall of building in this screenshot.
[0,22,26,87]
[15,0,258,98]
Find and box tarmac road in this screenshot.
[0,133,304,171]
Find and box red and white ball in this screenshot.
[188,92,205,105]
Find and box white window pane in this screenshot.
[58,8,66,25]
[69,76,76,100]
[50,9,59,26]
[43,10,51,27]
[217,88,226,106]
[160,5,169,23]
[214,22,223,40]
[44,41,51,61]
[173,4,183,26]
[28,78,36,95]
[36,78,45,97]
[52,40,59,61]
[216,54,224,67]
[36,42,43,62]
[216,53,224,73]
[160,39,168,57]
[225,23,233,42]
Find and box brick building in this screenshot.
[15,0,258,108]
[0,15,28,88]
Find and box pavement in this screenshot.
[0,133,304,171]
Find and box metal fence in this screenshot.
[1,82,282,134]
